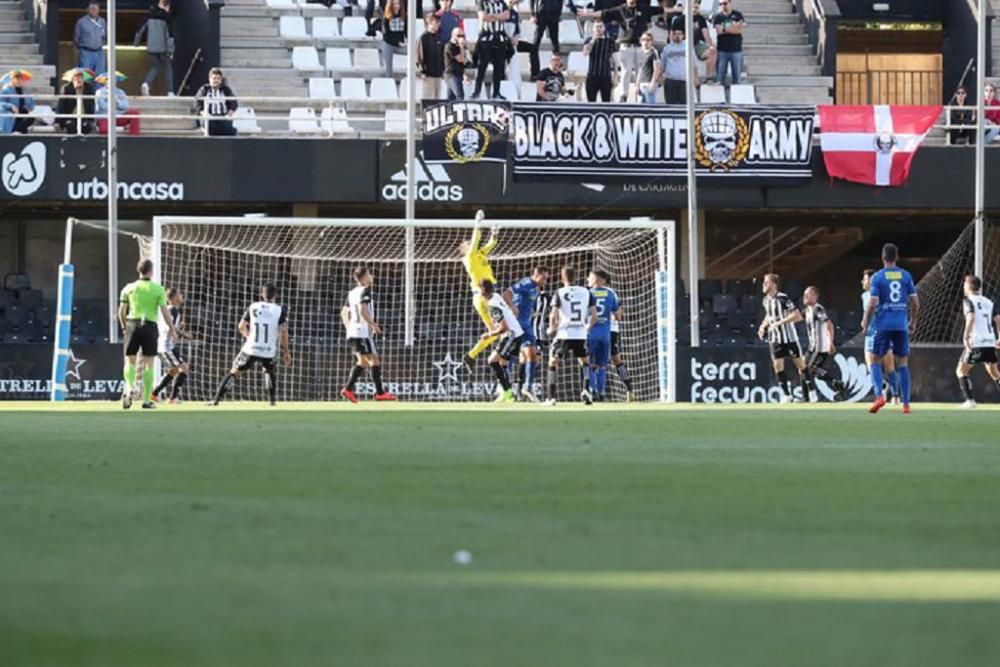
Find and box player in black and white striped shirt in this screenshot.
[757,273,811,403]
[803,286,848,402]
[151,287,193,403]
[956,274,1000,409]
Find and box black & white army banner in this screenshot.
[422,100,512,164]
[510,103,816,179]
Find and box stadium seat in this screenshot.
[699,84,725,104]
[369,77,398,99]
[726,279,751,298]
[698,279,723,302]
[730,84,757,105]
[280,16,310,40]
[393,52,408,72]
[3,273,29,291]
[341,16,370,38]
[567,51,587,77]
[308,77,337,98]
[232,107,262,134]
[292,46,325,72]
[713,293,738,318]
[499,80,520,101]
[266,0,297,8]
[454,0,477,9]
[312,16,340,39]
[18,289,42,308]
[385,109,408,133]
[325,47,353,70]
[0,290,14,307]
[321,106,352,133]
[464,18,480,43]
[353,47,381,69]
[520,81,537,101]
[339,77,367,98]
[289,107,322,134]
[559,19,583,45]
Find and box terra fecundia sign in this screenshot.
[510,103,816,179]
[422,100,511,165]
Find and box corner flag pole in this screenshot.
[404,0,417,346]
[974,0,986,277]
[107,0,120,343]
[685,0,700,348]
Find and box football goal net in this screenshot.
[149,216,677,403]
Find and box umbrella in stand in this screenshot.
[62,68,96,83]
[95,71,128,86]
[0,69,33,87]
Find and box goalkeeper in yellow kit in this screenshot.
[460,210,509,372]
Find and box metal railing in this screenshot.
[836,69,943,106]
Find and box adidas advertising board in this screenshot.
[380,149,465,202]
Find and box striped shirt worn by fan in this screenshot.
[584,35,615,78]
[763,291,800,345]
[804,303,832,354]
[477,0,509,40]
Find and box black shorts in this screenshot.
[961,347,998,365]
[123,321,158,357]
[552,338,588,359]
[159,349,185,369]
[610,331,621,357]
[232,351,276,373]
[769,342,802,361]
[495,333,523,361]
[349,337,377,355]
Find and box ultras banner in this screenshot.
[511,103,816,179]
[422,100,511,164]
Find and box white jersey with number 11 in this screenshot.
[241,301,286,359]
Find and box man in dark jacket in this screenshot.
[195,67,238,137]
[530,0,577,54]
[56,70,96,135]
[134,0,174,95]
[417,14,445,99]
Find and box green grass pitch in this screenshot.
[2,402,1000,666]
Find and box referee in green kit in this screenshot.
[118,259,178,409]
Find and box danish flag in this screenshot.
[817,105,942,187]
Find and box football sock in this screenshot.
[524,361,535,390]
[371,365,385,394]
[345,364,363,391]
[264,367,277,403]
[777,369,791,397]
[170,372,187,399]
[490,362,511,390]
[993,375,1000,393]
[869,363,885,398]
[898,366,911,405]
[123,361,136,393]
[152,373,172,397]
[580,364,591,393]
[615,362,633,391]
[588,367,598,393]
[213,373,236,403]
[887,370,899,399]
[514,363,525,394]
[547,365,558,399]
[800,369,812,399]
[959,375,975,402]
[142,367,154,403]
[597,368,608,396]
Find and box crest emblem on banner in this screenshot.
[445,123,492,164]
[694,109,750,172]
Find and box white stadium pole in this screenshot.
[107,0,120,343]
[684,0,700,347]
[974,0,986,277]
[404,0,417,346]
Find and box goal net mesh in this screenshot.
[156,220,667,402]
[913,220,1000,344]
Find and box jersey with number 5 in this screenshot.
[870,267,916,332]
[240,301,287,359]
[588,286,619,340]
[553,285,594,340]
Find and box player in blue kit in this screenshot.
[860,243,920,414]
[508,266,550,402]
[587,269,620,401]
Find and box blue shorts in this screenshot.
[588,335,611,367]
[870,329,909,358]
[519,327,537,347]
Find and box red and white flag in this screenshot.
[817,105,942,187]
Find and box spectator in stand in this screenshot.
[583,20,615,102]
[505,0,540,85]
[635,31,660,103]
[379,0,408,76]
[195,67,238,137]
[651,0,683,46]
[593,0,621,41]
[418,14,445,99]
[435,0,465,45]
[659,27,688,103]
[134,0,174,96]
[56,70,96,135]
[671,0,716,82]
[948,86,975,145]
[530,0,578,55]
[473,0,511,100]
[74,1,107,74]
[583,0,665,102]
[535,52,566,101]
[96,74,141,136]
[985,83,1000,144]
[444,28,470,100]
[0,71,35,134]
[712,0,744,84]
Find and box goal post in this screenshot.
[150,215,677,403]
